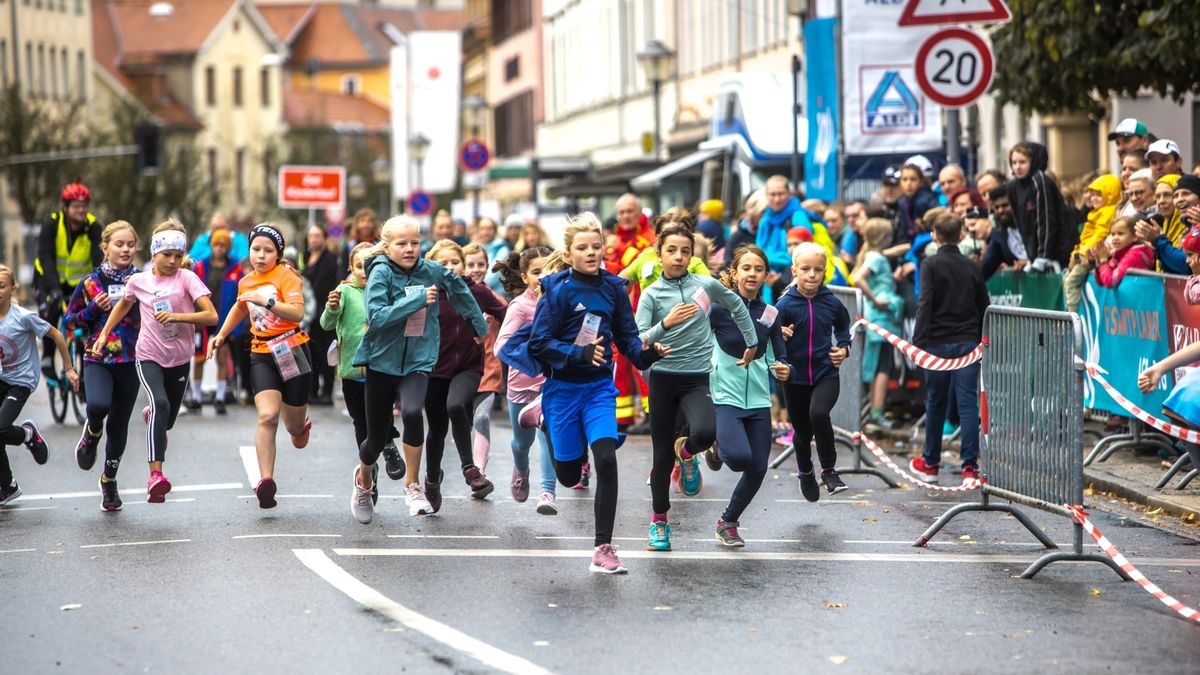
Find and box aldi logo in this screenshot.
[860,67,925,134]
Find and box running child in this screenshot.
[0,264,76,505]
[527,213,670,574]
[208,224,313,509]
[65,221,141,510]
[350,216,488,524]
[776,241,852,500]
[635,223,758,552]
[706,245,789,546]
[93,221,217,503]
[493,246,557,511]
[462,242,506,481]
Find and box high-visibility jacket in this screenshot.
[35,211,99,288]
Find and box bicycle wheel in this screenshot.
[69,332,88,425]
[46,350,68,424]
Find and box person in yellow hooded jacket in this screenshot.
[1063,173,1121,312]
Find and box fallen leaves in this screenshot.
[828,656,849,665]
[823,601,847,609]
[1089,588,1103,597]
[60,604,82,612]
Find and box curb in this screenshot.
[1084,469,1199,521]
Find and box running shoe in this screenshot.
[511,468,530,503]
[214,399,227,416]
[821,470,848,495]
[573,462,591,490]
[405,483,433,516]
[184,396,202,413]
[908,457,939,483]
[798,471,820,502]
[371,463,379,505]
[715,519,745,548]
[589,543,628,574]
[865,415,897,432]
[678,455,703,496]
[382,440,406,480]
[351,468,374,524]
[0,480,21,506]
[961,464,981,487]
[146,471,171,503]
[671,463,682,493]
[774,431,794,447]
[703,446,723,472]
[75,425,102,470]
[518,396,543,430]
[99,477,122,512]
[464,465,494,499]
[21,420,48,465]
[424,470,444,514]
[536,491,558,515]
[291,417,312,449]
[255,477,278,509]
[646,520,672,552]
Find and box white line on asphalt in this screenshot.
[842,539,1098,548]
[775,499,871,505]
[232,534,342,540]
[14,482,242,501]
[330,547,1200,568]
[387,535,500,540]
[0,506,58,512]
[235,494,334,499]
[124,498,197,506]
[80,539,192,549]
[690,538,805,543]
[533,536,645,542]
[294,549,555,675]
[239,446,259,487]
[0,548,37,554]
[640,497,730,502]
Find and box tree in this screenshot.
[993,1,1200,114]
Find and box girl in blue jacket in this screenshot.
[349,216,489,525]
[528,213,669,574]
[777,242,852,501]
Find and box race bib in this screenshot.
[574,312,602,346]
[691,288,712,315]
[268,334,310,381]
[759,305,779,327]
[327,339,339,367]
[107,284,125,301]
[640,261,657,280]
[404,286,427,337]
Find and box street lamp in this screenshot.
[463,94,488,220]
[408,132,430,192]
[787,1,807,189]
[636,40,675,164]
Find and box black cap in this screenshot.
[882,164,902,186]
[1176,174,1200,197]
[964,206,988,220]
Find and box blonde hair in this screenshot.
[562,211,604,250]
[856,217,895,269]
[0,263,14,286]
[540,251,571,276]
[425,239,465,264]
[101,220,138,246]
[693,232,712,262]
[348,242,373,271]
[791,242,827,270]
[152,218,186,236]
[366,215,420,260]
[461,242,487,261]
[515,222,549,252]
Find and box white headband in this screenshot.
[150,230,187,256]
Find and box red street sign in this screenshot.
[278,165,346,209]
[458,139,491,173]
[898,0,1011,27]
[408,190,434,216]
[914,28,995,109]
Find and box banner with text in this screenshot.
[986,270,1065,311]
[1080,275,1170,415]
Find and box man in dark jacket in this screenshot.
[1006,142,1071,271]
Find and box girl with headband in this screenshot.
[208,223,313,509]
[94,220,217,504]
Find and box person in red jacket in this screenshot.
[605,193,656,434]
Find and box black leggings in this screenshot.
[135,361,188,463]
[0,381,33,486]
[343,378,399,449]
[715,405,772,522]
[84,362,140,479]
[783,379,840,474]
[552,437,618,547]
[360,369,427,465]
[649,371,716,515]
[424,370,482,480]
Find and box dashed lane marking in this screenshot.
[239,446,260,488]
[0,548,37,554]
[388,535,500,540]
[294,549,555,675]
[842,539,1098,548]
[0,506,58,512]
[14,483,242,501]
[232,534,342,540]
[236,494,334,499]
[79,539,192,549]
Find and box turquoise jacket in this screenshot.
[353,256,487,377]
[710,296,787,410]
[636,272,757,375]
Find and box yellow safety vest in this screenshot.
[34,211,97,287]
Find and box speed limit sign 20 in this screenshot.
[915,28,994,108]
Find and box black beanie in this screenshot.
[1175,174,1200,197]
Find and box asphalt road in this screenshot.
[3,391,1199,674]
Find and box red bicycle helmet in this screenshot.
[60,182,91,204]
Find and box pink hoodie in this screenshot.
[495,288,544,404]
[1096,243,1155,288]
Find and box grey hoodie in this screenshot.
[635,272,757,374]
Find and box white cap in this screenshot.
[503,213,525,229]
[1147,139,1181,158]
[904,154,934,178]
[1107,118,1148,140]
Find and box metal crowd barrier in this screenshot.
[771,286,899,487]
[916,306,1130,581]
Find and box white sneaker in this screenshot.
[535,491,558,515]
[351,467,374,524]
[405,483,433,516]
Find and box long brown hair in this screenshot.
[719,244,768,297]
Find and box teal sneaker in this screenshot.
[647,520,672,551]
[678,455,703,496]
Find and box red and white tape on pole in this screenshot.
[852,432,982,492]
[1075,356,1200,444]
[1065,504,1200,624]
[851,319,983,372]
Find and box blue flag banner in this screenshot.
[1080,275,1171,415]
[804,17,839,202]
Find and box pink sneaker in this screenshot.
[908,457,939,483]
[291,417,312,449]
[572,462,591,490]
[589,543,628,574]
[147,471,172,503]
[255,477,278,509]
[774,431,794,447]
[518,396,543,430]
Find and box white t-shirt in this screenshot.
[0,304,52,390]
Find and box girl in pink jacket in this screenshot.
[1089,216,1155,288]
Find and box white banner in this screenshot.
[389,45,409,209]
[840,0,943,155]
[408,31,463,194]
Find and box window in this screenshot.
[0,40,6,89]
[340,74,360,96]
[259,67,270,106]
[235,148,245,203]
[232,66,242,106]
[48,46,57,99]
[491,0,531,44]
[25,43,32,90]
[75,0,81,14]
[504,56,519,83]
[61,48,68,98]
[262,147,274,202]
[37,43,45,98]
[76,50,84,98]
[205,66,215,106]
[207,148,218,193]
[494,91,533,157]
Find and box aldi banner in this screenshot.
[840,0,943,154]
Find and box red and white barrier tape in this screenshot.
[1075,356,1200,444]
[852,432,982,492]
[1065,504,1200,624]
[851,319,983,371]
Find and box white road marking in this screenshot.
[124,498,196,506]
[534,536,644,542]
[14,482,242,501]
[691,538,805,543]
[0,506,58,512]
[294,549,555,675]
[842,539,1098,548]
[775,499,871,505]
[239,446,260,487]
[80,538,192,549]
[236,494,334,499]
[232,534,342,540]
[640,497,730,503]
[387,535,500,540]
[0,548,37,554]
[330,547,1200,568]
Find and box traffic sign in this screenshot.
[458,139,491,172]
[278,165,346,209]
[408,190,434,216]
[914,28,994,109]
[898,0,1011,27]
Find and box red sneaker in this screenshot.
[291,417,312,449]
[255,477,278,509]
[908,457,939,484]
[147,471,172,503]
[961,465,981,487]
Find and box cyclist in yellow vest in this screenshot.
[34,182,103,375]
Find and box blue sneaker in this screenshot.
[647,520,672,551]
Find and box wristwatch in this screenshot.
[266,297,276,310]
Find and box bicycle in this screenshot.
[46,303,88,425]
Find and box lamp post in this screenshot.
[787,0,808,190]
[636,40,675,215]
[463,94,488,220]
[408,132,430,207]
